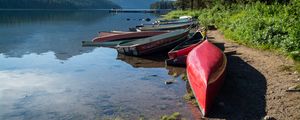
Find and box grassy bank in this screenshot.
[164,1,300,61]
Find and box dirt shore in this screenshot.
[202,30,300,120]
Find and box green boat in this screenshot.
[116,29,190,56]
[82,40,132,47]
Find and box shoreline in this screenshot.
[0,9,172,11]
[206,29,300,119]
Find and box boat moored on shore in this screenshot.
[134,21,198,31]
[116,29,190,56]
[166,30,203,66]
[93,31,168,43]
[186,40,227,116]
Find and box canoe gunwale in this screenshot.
[141,18,195,26]
[171,31,203,51]
[118,34,183,48]
[168,39,204,57]
[93,31,168,43]
[82,40,133,47]
[167,31,203,59]
[116,30,190,56]
[118,29,189,47]
[137,35,188,55]
[137,21,198,31]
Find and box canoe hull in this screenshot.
[136,21,198,31]
[186,40,227,116]
[93,31,167,42]
[117,30,189,56]
[166,32,203,66]
[82,40,132,47]
[168,43,198,59]
[141,18,194,26]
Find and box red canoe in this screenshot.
[93,31,168,42]
[186,40,227,116]
[166,31,203,66]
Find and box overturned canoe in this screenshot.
[186,40,227,116]
[166,30,203,66]
[93,31,168,43]
[116,29,190,56]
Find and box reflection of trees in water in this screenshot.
[0,34,95,60]
[0,11,114,60]
[0,10,112,25]
[116,53,186,76]
[0,0,120,9]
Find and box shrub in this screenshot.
[165,0,300,60]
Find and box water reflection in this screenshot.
[0,11,194,119]
[0,10,111,25]
[117,53,166,68]
[117,53,186,76]
[0,50,192,119]
[0,10,156,60]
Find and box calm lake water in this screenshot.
[0,10,197,119]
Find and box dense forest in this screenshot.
[166,0,299,60]
[0,0,120,9]
[150,0,175,9]
[174,0,290,9]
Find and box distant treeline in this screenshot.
[0,0,120,9]
[175,0,290,9]
[150,0,175,9]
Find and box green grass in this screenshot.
[160,112,182,120]
[180,73,188,81]
[165,1,300,62]
[183,90,198,106]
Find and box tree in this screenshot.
[150,0,175,9]
[191,0,194,9]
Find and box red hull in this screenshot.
[186,40,227,116]
[166,31,203,66]
[168,43,199,59]
[93,31,167,43]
